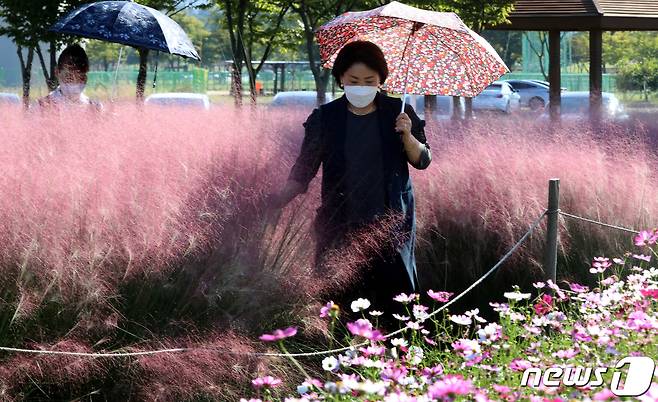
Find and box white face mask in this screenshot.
[60,83,86,99]
[343,85,378,108]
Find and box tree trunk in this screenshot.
[35,42,59,91]
[17,46,34,108]
[137,48,149,101]
[451,96,461,120]
[49,41,57,90]
[465,97,474,120]
[313,71,330,105]
[231,61,243,106]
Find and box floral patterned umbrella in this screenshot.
[316,1,508,108]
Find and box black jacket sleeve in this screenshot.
[288,108,323,192]
[404,102,432,170]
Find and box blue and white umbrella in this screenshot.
[50,1,200,61]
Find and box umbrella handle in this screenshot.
[400,92,407,114]
[152,51,160,89]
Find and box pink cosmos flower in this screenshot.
[421,364,444,378]
[359,345,386,357]
[424,336,437,346]
[634,230,658,246]
[259,327,297,342]
[384,393,417,402]
[509,358,533,371]
[553,348,578,359]
[381,367,408,383]
[319,301,334,318]
[592,388,616,400]
[427,290,453,303]
[474,392,494,402]
[590,257,612,273]
[427,375,473,399]
[633,254,652,262]
[568,283,589,293]
[252,376,282,389]
[493,384,511,394]
[346,319,385,341]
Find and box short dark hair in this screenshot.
[332,41,388,88]
[57,44,89,73]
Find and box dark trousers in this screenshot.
[334,252,414,331]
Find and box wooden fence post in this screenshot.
[544,179,560,284]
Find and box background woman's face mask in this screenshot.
[60,83,86,99]
[343,85,379,108]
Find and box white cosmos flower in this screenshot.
[350,298,371,312]
[369,310,384,317]
[449,314,472,326]
[322,356,340,372]
[391,337,408,347]
[392,314,410,321]
[503,291,532,301]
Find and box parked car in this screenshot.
[270,91,334,110]
[541,92,628,122]
[503,79,551,110]
[408,94,464,120]
[0,92,21,106]
[472,81,521,114]
[145,93,211,110]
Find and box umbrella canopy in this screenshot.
[316,1,508,98]
[51,1,200,61]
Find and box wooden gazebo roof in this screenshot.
[496,0,658,30]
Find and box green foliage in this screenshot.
[481,30,522,70]
[604,32,658,92]
[422,0,516,33]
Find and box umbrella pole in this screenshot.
[112,46,124,101]
[152,51,160,90]
[399,22,423,114]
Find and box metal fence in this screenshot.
[86,68,208,93]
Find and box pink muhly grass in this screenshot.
[136,332,261,401]
[415,118,658,308]
[0,340,105,393]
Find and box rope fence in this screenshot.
[0,178,647,360]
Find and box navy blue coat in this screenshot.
[289,92,431,290]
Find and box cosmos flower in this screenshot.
[351,298,371,312]
[427,290,453,303]
[259,327,297,342]
[252,376,282,389]
[427,375,473,399]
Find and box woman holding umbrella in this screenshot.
[269,41,431,316]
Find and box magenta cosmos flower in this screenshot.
[427,290,453,303]
[634,230,658,246]
[346,319,386,341]
[259,327,297,342]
